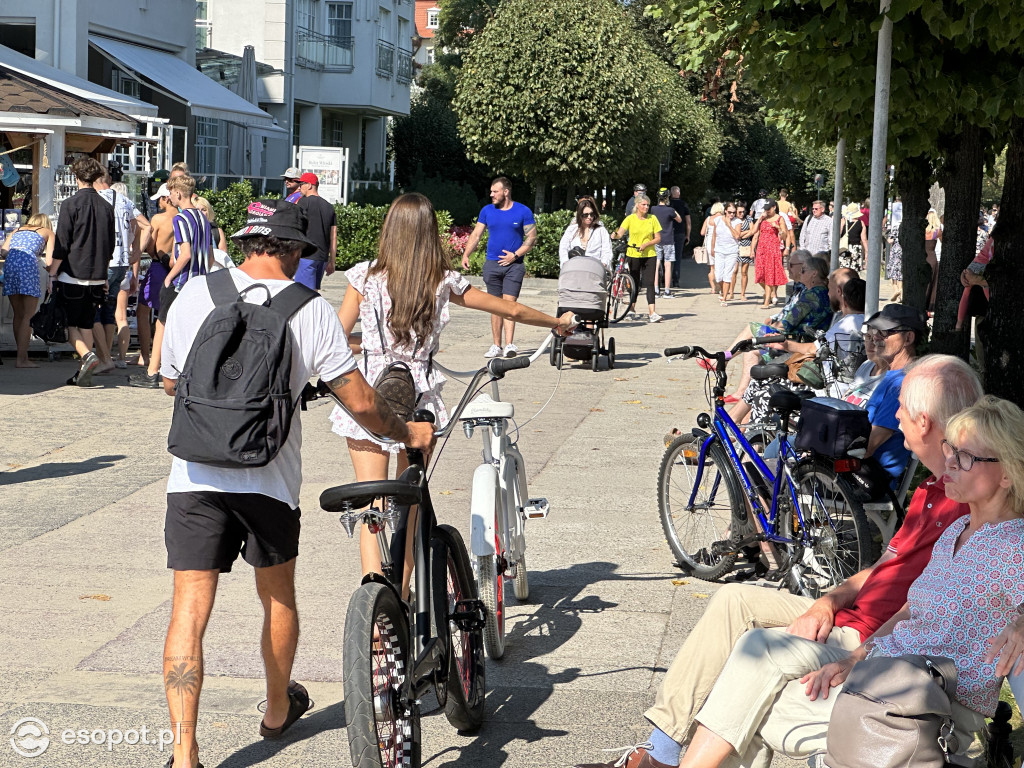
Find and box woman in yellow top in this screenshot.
[613,194,663,323]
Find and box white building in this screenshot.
[0,0,283,180]
[204,0,414,183]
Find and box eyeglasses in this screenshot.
[862,327,906,342]
[726,209,736,214]
[582,211,595,218]
[941,439,1000,471]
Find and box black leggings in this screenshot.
[629,256,657,306]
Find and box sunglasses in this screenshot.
[862,327,906,341]
[582,211,595,218]
[941,439,1000,472]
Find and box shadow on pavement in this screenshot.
[0,454,127,485]
[213,700,346,768]
[435,561,666,767]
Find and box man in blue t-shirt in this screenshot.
[461,177,536,358]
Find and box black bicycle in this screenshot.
[311,354,533,767]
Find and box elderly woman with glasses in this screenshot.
[559,197,613,270]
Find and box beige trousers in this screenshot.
[644,583,860,747]
[696,628,984,765]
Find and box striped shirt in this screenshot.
[171,208,213,289]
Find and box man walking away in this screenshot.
[295,172,337,291]
[129,175,212,388]
[751,189,769,220]
[281,166,303,204]
[652,191,682,298]
[799,200,833,255]
[461,177,536,358]
[669,187,691,286]
[158,200,434,768]
[46,157,115,387]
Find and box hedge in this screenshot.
[201,180,616,279]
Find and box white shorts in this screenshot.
[655,243,676,263]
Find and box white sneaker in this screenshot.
[504,343,518,358]
[648,313,663,324]
[484,344,502,359]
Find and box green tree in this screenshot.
[453,0,720,205]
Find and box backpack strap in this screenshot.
[206,266,240,306]
[269,282,319,320]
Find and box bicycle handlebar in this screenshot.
[663,335,787,361]
[433,332,556,379]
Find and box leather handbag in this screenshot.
[29,290,68,345]
[824,655,966,768]
[367,292,418,423]
[692,245,707,264]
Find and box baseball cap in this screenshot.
[150,183,170,200]
[230,199,317,257]
[863,304,928,334]
[281,166,302,179]
[298,172,319,186]
[152,169,169,184]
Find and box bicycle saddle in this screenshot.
[751,363,789,381]
[768,389,804,415]
[320,480,422,511]
[460,393,514,420]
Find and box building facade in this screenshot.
[205,0,414,181]
[413,0,439,69]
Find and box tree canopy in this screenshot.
[453,0,721,196]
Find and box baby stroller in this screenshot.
[549,249,615,371]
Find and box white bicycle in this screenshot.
[434,334,557,659]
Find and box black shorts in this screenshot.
[158,283,180,322]
[482,259,526,298]
[165,491,301,572]
[56,281,105,329]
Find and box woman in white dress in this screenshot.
[329,192,575,580]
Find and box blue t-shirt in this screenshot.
[479,201,535,261]
[867,368,911,480]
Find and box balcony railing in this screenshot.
[296,27,354,72]
[396,48,413,84]
[376,40,394,78]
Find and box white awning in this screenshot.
[89,36,281,131]
[0,44,158,118]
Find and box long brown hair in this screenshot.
[575,197,602,230]
[368,193,448,350]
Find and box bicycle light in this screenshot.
[697,412,712,429]
[833,457,862,473]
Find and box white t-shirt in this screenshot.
[161,269,357,507]
[98,188,142,268]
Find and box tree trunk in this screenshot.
[982,115,1024,407]
[533,180,545,214]
[899,154,932,312]
[931,123,985,357]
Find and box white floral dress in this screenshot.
[329,260,471,452]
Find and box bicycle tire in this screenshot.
[789,460,878,598]
[513,551,529,601]
[658,433,743,580]
[609,273,635,323]
[342,582,420,768]
[474,542,505,659]
[432,524,486,732]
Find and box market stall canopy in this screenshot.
[89,36,283,132]
[0,43,158,119]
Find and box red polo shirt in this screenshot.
[835,476,967,641]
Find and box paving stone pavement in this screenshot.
[0,260,861,768]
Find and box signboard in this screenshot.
[296,146,349,205]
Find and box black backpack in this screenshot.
[167,269,318,468]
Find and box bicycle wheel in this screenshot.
[432,524,486,732]
[609,272,635,323]
[343,582,420,768]
[658,433,743,580]
[789,460,878,598]
[512,551,529,600]
[474,534,505,659]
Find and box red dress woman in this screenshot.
[752,205,787,306]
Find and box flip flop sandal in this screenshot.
[259,680,313,739]
[664,428,683,447]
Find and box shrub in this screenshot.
[403,170,483,225]
[333,203,457,272]
[351,186,399,206]
[200,180,261,262]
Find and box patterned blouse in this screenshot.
[872,516,1024,714]
[777,284,832,341]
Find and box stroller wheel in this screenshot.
[549,336,560,367]
[607,337,616,369]
[591,351,600,372]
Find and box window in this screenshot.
[327,2,353,44]
[425,44,435,65]
[321,115,344,148]
[293,108,302,150]
[111,68,140,100]
[195,117,221,174]
[378,7,392,43]
[426,8,439,29]
[296,0,316,32]
[195,0,212,49]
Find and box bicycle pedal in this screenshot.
[450,599,487,632]
[523,497,550,519]
[711,539,740,557]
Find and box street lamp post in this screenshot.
[865,0,894,316]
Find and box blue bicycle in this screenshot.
[658,337,876,597]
